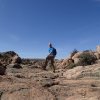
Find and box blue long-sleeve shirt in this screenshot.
[49,47,53,54]
[48,47,57,56]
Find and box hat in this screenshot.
[48,43,52,47]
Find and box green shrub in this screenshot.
[68,63,76,69]
[83,50,92,53]
[77,52,97,66]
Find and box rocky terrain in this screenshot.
[0,46,100,100]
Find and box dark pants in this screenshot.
[43,54,55,72]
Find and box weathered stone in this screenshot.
[96,45,100,54]
[73,58,80,64]
[7,64,22,69]
[0,66,6,75]
[11,55,22,64]
[63,66,84,79]
[0,51,21,66]
[72,52,83,59]
[94,52,100,59]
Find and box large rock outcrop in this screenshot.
[58,46,100,69]
[0,51,22,66]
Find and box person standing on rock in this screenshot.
[42,43,57,73]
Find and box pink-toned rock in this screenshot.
[73,58,80,64]
[63,66,84,79]
[94,52,100,59]
[58,58,74,69]
[96,45,100,54]
[72,52,83,59]
[1,87,55,100]
[11,55,22,64]
[0,51,22,66]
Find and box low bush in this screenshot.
[68,62,76,69]
[77,52,97,66]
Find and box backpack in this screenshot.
[52,48,57,56]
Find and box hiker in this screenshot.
[43,43,57,73]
